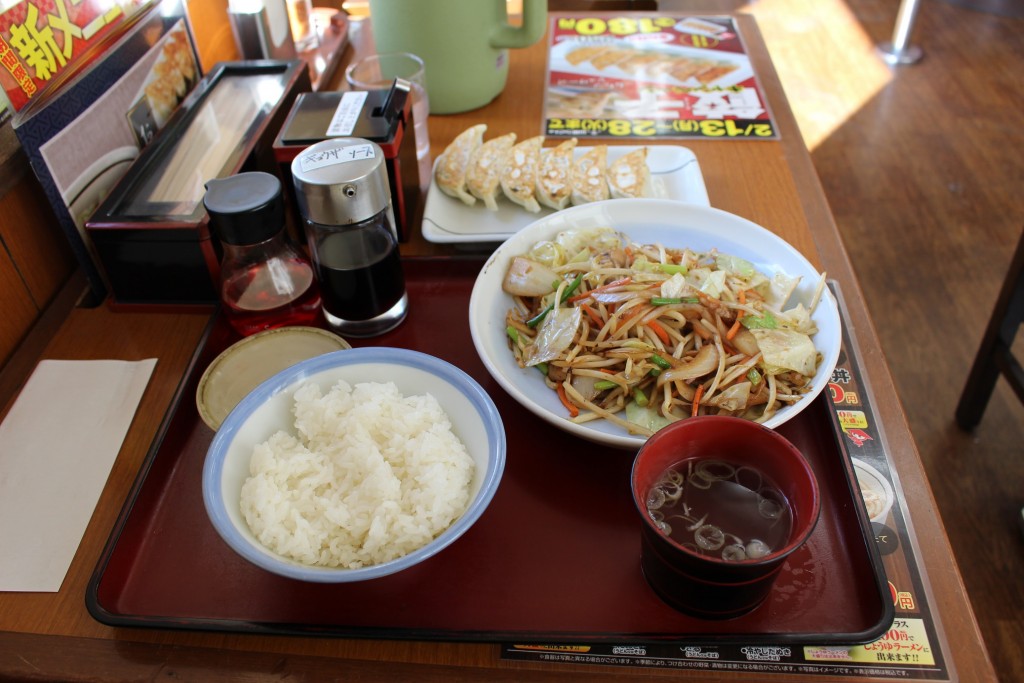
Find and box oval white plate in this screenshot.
[421,145,708,244]
[468,198,842,450]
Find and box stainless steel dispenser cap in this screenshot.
[290,138,391,225]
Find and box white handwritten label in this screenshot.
[327,91,368,137]
[298,143,376,173]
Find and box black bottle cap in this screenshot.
[204,172,284,245]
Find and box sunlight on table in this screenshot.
[737,0,893,150]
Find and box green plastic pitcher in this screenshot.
[367,0,547,114]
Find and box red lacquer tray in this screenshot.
[87,258,893,644]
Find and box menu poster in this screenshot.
[543,15,777,140]
[11,0,200,301]
[502,282,953,680]
[0,0,151,112]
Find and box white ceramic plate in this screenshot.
[468,199,842,450]
[421,145,708,245]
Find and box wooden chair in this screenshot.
[954,228,1024,537]
[955,227,1024,430]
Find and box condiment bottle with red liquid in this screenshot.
[203,172,322,336]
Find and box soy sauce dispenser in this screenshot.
[290,138,408,337]
[203,172,322,336]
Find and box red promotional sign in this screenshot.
[1,0,149,112]
[543,15,778,140]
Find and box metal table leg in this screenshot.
[878,0,924,65]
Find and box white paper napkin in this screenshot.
[0,359,157,592]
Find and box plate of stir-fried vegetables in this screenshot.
[469,199,841,449]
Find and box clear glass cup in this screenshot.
[286,0,319,53]
[345,52,431,184]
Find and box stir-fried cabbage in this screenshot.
[750,328,818,376]
[502,227,827,434]
[523,306,582,367]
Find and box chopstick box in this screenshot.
[272,84,421,242]
[85,60,311,309]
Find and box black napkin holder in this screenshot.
[85,60,311,309]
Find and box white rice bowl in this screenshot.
[203,347,505,583]
[241,380,475,569]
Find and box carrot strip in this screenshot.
[738,289,747,305]
[568,277,632,303]
[647,319,670,345]
[580,302,604,327]
[600,368,616,375]
[726,318,742,340]
[691,383,704,417]
[557,383,579,418]
[622,306,648,324]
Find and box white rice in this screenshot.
[240,379,475,569]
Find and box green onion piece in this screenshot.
[594,380,618,391]
[648,368,661,377]
[536,362,549,375]
[563,273,583,299]
[633,387,649,407]
[526,274,584,328]
[650,354,672,370]
[652,296,700,305]
[506,325,520,344]
[658,263,688,275]
[747,367,762,385]
[525,303,553,328]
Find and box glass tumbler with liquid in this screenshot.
[345,53,430,168]
[204,172,322,336]
[291,138,408,337]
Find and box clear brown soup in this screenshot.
[645,457,793,562]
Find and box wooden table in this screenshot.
[0,13,996,682]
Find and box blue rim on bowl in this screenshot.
[201,347,506,582]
